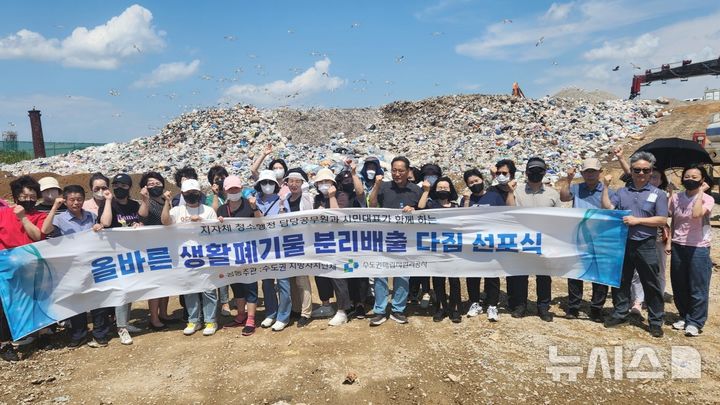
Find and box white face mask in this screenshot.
[273,169,285,180]
[301,182,309,193]
[261,184,276,195]
[318,184,331,195]
[43,190,59,201]
[93,191,104,200]
[366,170,376,179]
[226,192,242,201]
[496,174,510,185]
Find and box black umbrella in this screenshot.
[635,137,713,170]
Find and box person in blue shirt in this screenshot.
[460,169,505,322]
[41,185,111,348]
[601,152,669,338]
[559,158,615,323]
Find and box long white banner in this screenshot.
[0,207,629,339]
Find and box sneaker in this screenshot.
[684,325,700,337]
[511,306,526,319]
[221,304,232,317]
[539,310,553,322]
[433,309,446,322]
[311,305,334,318]
[672,320,686,330]
[565,308,580,320]
[630,302,643,315]
[36,334,60,350]
[328,311,348,326]
[649,325,664,338]
[353,305,366,319]
[87,337,108,348]
[67,337,87,348]
[390,312,408,324]
[420,293,431,309]
[466,302,483,317]
[487,306,499,322]
[369,314,387,327]
[604,317,627,328]
[124,324,143,334]
[183,322,201,336]
[241,325,255,336]
[449,311,462,323]
[203,323,217,336]
[117,328,133,345]
[260,317,275,328]
[589,308,603,323]
[271,321,287,332]
[225,314,248,328]
[0,344,20,362]
[296,316,312,328]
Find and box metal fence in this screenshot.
[0,140,104,157]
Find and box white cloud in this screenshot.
[0,4,165,69]
[543,2,574,22]
[132,59,200,88]
[583,33,660,61]
[455,0,700,61]
[221,58,345,106]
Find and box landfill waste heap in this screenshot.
[1,94,664,186]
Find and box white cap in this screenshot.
[181,179,201,192]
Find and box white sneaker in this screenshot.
[117,328,133,345]
[260,317,275,328]
[672,320,686,330]
[271,321,287,332]
[183,322,200,336]
[202,322,217,336]
[311,305,335,318]
[466,302,483,317]
[328,310,348,326]
[685,325,700,337]
[487,306,499,322]
[420,293,431,309]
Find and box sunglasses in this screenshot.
[259,181,275,186]
[632,168,652,174]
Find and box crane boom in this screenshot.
[629,57,720,99]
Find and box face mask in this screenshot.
[301,182,310,193]
[341,182,354,193]
[366,170,376,179]
[184,193,201,204]
[318,184,331,195]
[527,172,545,183]
[93,191,105,200]
[43,190,59,201]
[261,184,276,195]
[496,174,510,185]
[470,183,484,194]
[425,175,438,186]
[226,192,242,201]
[113,187,130,199]
[273,169,285,180]
[18,200,36,211]
[215,178,225,189]
[682,179,702,191]
[148,186,164,198]
[436,190,451,200]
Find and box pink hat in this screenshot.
[223,175,243,191]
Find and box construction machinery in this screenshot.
[629,57,720,99]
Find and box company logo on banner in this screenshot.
[0,207,629,339]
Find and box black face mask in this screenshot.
[682,179,702,191]
[341,182,354,193]
[527,171,545,183]
[435,190,451,200]
[184,193,201,204]
[18,200,36,211]
[470,183,484,194]
[215,178,225,189]
[148,186,164,198]
[113,187,130,199]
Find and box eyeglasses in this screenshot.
[259,181,274,186]
[632,168,652,174]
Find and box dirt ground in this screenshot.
[2,101,720,404]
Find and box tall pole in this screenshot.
[28,108,46,158]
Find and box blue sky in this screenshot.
[1,0,719,143]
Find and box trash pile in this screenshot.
[1,93,664,186]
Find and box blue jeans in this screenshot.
[219,285,230,305]
[69,308,111,341]
[184,290,218,324]
[262,278,291,323]
[670,243,712,329]
[231,282,258,304]
[373,277,409,315]
[115,303,131,328]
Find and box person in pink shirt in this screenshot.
[666,164,715,337]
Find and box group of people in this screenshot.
[0,143,714,361]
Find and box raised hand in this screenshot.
[103,189,113,200]
[13,204,25,219]
[328,185,337,198]
[566,167,576,180]
[602,174,612,186]
[140,186,149,200]
[422,180,431,192]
